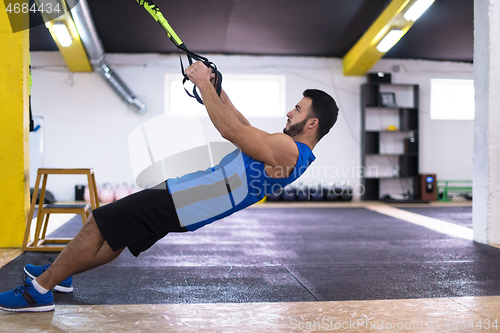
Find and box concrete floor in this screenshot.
[397,206,473,228]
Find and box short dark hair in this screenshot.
[303,89,339,141]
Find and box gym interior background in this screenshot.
[1,0,500,331]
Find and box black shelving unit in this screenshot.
[361,83,420,200]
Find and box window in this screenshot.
[430,79,475,120]
[165,74,286,118]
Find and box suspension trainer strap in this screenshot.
[136,0,222,104]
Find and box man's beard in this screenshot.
[283,117,309,137]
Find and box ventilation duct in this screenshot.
[67,0,146,114]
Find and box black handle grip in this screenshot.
[182,67,223,105]
[179,45,223,105]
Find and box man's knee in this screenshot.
[86,213,96,225]
[83,214,102,237]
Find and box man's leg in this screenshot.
[0,214,110,312]
[72,241,125,275]
[25,238,125,294]
[35,214,106,291]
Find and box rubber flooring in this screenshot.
[1,207,499,305]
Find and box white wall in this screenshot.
[372,59,474,182]
[30,52,473,201]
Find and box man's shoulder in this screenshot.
[264,133,299,168]
[267,133,298,151]
[267,132,296,144]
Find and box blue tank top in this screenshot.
[167,141,316,231]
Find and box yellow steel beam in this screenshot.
[343,0,419,76]
[42,0,92,72]
[0,2,30,247]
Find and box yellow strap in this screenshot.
[138,0,183,47]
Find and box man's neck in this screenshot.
[293,136,316,150]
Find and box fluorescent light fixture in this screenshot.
[377,29,404,53]
[404,0,435,21]
[52,23,73,47]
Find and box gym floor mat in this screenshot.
[1,207,498,305]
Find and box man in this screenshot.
[0,61,339,312]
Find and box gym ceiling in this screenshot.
[29,0,473,63]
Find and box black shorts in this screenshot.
[93,181,187,257]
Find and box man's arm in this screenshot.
[220,88,251,126]
[208,72,250,126]
[187,62,298,169]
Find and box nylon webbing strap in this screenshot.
[136,0,222,104]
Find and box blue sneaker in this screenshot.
[24,258,73,293]
[0,276,54,312]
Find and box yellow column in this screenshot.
[0,4,30,247]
